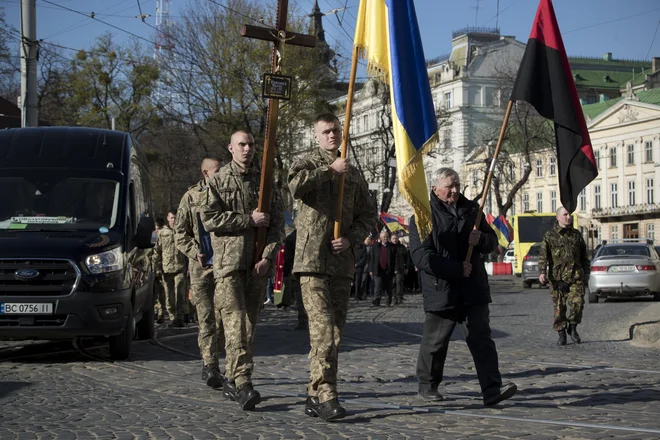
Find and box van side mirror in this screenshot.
[135,216,155,249]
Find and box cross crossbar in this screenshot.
[241,25,316,48]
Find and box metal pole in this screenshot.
[20,0,38,127]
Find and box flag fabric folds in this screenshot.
[510,0,598,213]
[380,212,406,234]
[354,0,438,238]
[486,213,511,249]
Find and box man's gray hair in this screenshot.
[433,167,460,182]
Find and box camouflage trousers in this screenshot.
[190,267,224,367]
[550,281,585,331]
[153,276,167,319]
[215,270,268,387]
[299,274,352,403]
[163,272,187,321]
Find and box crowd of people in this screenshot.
[149,113,522,423]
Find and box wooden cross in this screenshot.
[242,0,316,262]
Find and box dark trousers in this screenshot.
[417,303,502,394]
[353,270,369,299]
[394,273,405,301]
[374,273,393,304]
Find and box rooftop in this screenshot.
[582,88,660,119]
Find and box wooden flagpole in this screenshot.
[333,45,360,240]
[465,100,514,264]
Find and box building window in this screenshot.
[627,144,635,165]
[536,159,543,178]
[594,185,601,209]
[610,147,617,168]
[355,117,361,133]
[443,128,452,149]
[628,181,636,206]
[579,189,587,211]
[550,190,557,212]
[536,191,543,213]
[472,169,479,186]
[611,225,619,240]
[444,92,452,109]
[509,163,515,180]
[648,223,655,240]
[646,141,653,163]
[647,178,655,205]
[611,183,618,208]
[595,150,600,169]
[363,115,369,132]
[549,157,556,176]
[523,192,529,212]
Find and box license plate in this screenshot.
[610,265,635,273]
[0,303,53,314]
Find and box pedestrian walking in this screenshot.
[174,156,226,389]
[391,233,408,304]
[152,217,167,323]
[201,130,285,411]
[153,209,188,328]
[538,206,590,345]
[352,237,370,300]
[288,113,377,421]
[370,230,396,307]
[408,167,517,405]
[283,229,307,329]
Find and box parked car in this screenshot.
[588,241,660,303]
[522,243,542,288]
[503,249,515,264]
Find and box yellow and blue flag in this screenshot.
[486,213,512,248]
[354,0,438,238]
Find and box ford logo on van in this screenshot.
[15,269,40,280]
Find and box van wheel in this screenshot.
[588,289,599,303]
[109,315,134,360]
[523,280,532,289]
[136,303,155,340]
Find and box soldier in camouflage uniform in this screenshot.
[538,206,590,345]
[153,209,188,327]
[174,156,225,389]
[202,130,284,411]
[288,113,377,422]
[152,218,167,323]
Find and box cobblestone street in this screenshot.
[2,277,660,439]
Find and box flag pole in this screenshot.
[465,100,514,263]
[333,45,360,240]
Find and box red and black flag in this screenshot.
[510,0,598,213]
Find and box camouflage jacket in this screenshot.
[201,160,285,279]
[153,226,187,274]
[538,221,590,283]
[174,179,213,282]
[288,147,377,279]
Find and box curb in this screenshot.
[628,302,660,347]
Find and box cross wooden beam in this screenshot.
[242,0,317,263]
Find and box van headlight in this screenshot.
[85,248,124,274]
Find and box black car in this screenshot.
[522,243,542,288]
[0,127,155,359]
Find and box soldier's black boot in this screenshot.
[223,379,238,401]
[202,363,224,389]
[236,382,261,411]
[316,398,346,422]
[184,314,190,324]
[557,330,567,346]
[568,324,581,344]
[304,396,319,417]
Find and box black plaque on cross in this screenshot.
[242,0,316,263]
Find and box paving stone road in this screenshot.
[2,276,660,439]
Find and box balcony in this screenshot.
[592,203,660,218]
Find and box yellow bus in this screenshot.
[511,212,578,275]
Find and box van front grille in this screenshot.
[0,259,79,297]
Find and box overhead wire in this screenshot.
[646,20,660,60]
[43,0,140,39]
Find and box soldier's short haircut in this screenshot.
[155,217,165,228]
[556,206,568,216]
[167,209,177,216]
[433,167,460,183]
[202,155,222,164]
[314,113,340,126]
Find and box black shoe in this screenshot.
[371,299,380,307]
[483,382,517,406]
[168,319,184,328]
[304,396,319,417]
[184,314,190,324]
[418,388,443,401]
[223,379,238,401]
[202,364,224,389]
[316,398,346,422]
[294,321,308,331]
[156,315,164,324]
[557,330,567,346]
[568,324,581,344]
[236,382,261,410]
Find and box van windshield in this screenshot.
[0,176,120,231]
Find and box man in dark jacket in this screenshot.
[391,233,408,305]
[353,237,369,300]
[409,167,517,406]
[283,229,308,330]
[370,230,397,306]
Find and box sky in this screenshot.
[2,0,660,79]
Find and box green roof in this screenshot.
[568,56,652,91]
[582,88,660,120]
